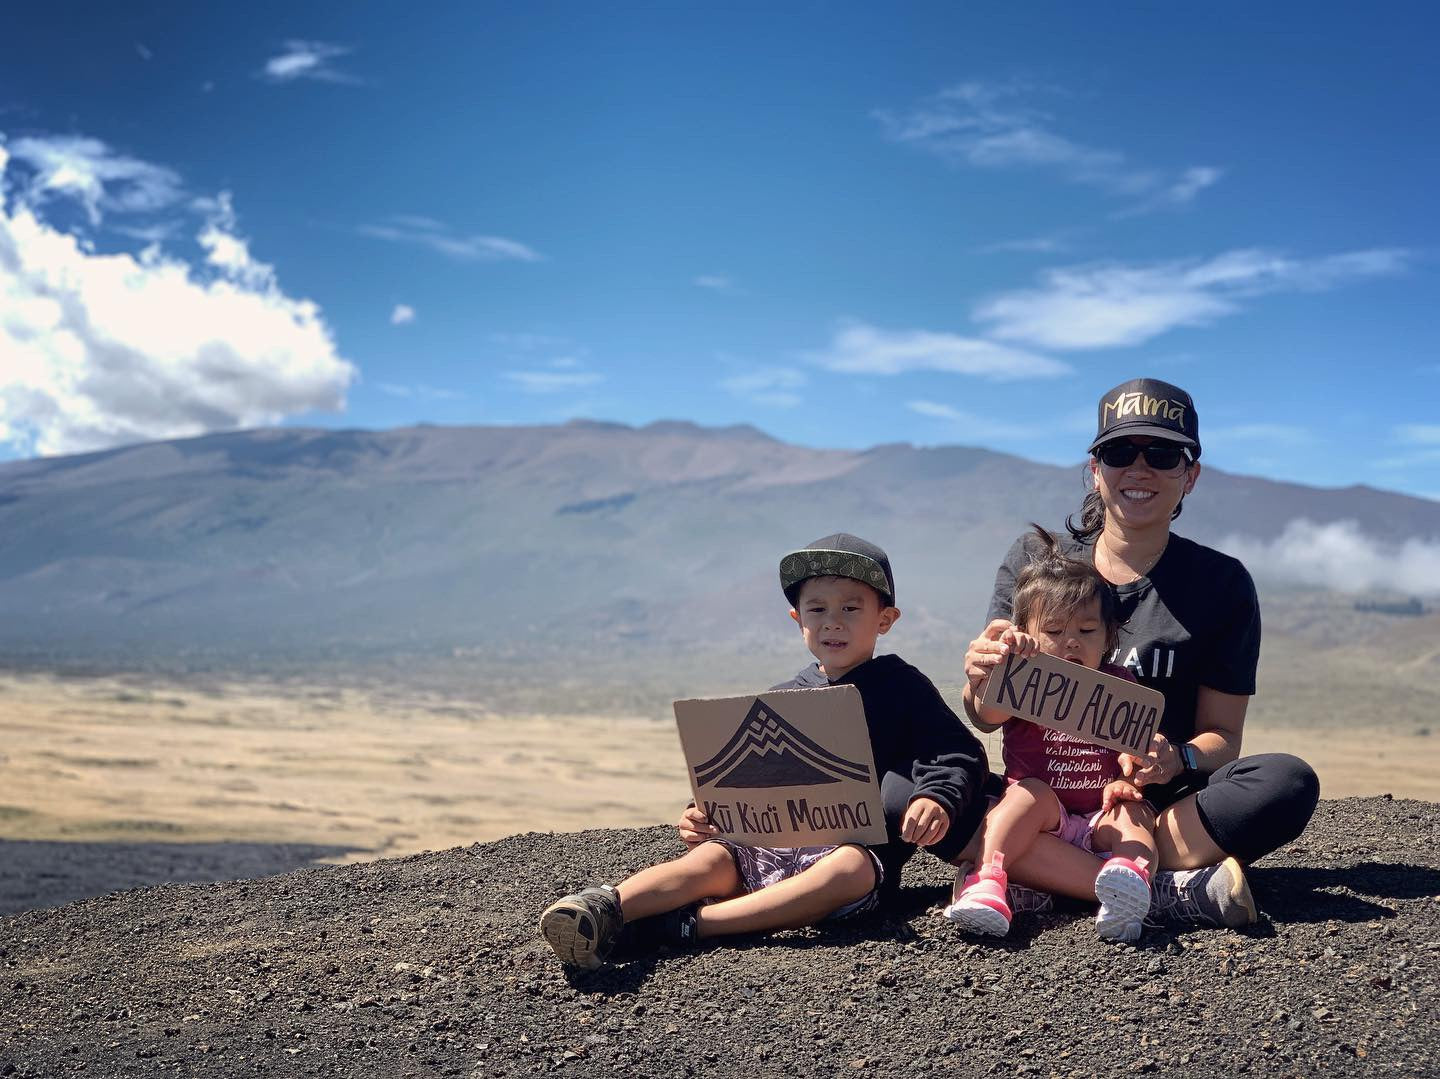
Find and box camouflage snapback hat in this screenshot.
[779,532,895,608]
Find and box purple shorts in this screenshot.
[1050,806,1101,851]
[705,839,884,921]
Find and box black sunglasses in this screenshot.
[1095,441,1192,470]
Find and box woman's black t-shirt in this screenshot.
[984,531,1261,805]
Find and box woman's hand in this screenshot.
[1120,732,1182,787]
[964,619,1017,696]
[677,804,718,846]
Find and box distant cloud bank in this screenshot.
[0,138,355,457]
[1222,519,1440,596]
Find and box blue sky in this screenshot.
[2,3,1437,499]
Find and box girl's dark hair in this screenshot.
[1012,524,1121,654]
[1065,462,1187,543]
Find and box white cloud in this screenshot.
[1396,424,1440,445]
[694,274,735,292]
[1115,166,1225,218]
[905,400,1035,441]
[1206,423,1315,448]
[377,383,461,401]
[875,82,1218,206]
[974,248,1411,350]
[260,40,358,84]
[195,192,275,290]
[1221,519,1440,596]
[390,304,416,326]
[504,370,604,393]
[8,135,182,225]
[976,233,1074,255]
[359,216,541,262]
[0,141,355,457]
[720,366,806,408]
[810,320,1071,380]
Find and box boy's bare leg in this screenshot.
[951,779,1060,901]
[692,845,876,939]
[1092,802,1159,867]
[615,843,743,922]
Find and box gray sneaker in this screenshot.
[1148,857,1257,929]
[1007,882,1056,915]
[539,885,624,969]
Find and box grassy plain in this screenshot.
[1,654,1435,864]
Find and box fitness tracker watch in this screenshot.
[1178,742,1204,778]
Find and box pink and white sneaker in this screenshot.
[1094,856,1151,943]
[944,853,1013,937]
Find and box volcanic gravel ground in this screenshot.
[1,797,1437,1078]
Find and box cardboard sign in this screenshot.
[978,651,1166,756]
[672,686,887,847]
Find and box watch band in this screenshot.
[1178,742,1202,776]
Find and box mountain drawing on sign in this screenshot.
[693,698,872,788]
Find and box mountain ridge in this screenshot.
[0,420,1436,666]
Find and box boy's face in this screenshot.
[1027,595,1105,670]
[790,575,899,681]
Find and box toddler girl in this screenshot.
[947,525,1156,942]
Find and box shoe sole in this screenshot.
[1219,856,1259,928]
[943,901,1011,937]
[1095,863,1152,923]
[539,899,605,970]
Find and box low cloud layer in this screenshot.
[0,141,355,457]
[1222,519,1440,596]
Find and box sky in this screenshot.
[1,2,1438,500]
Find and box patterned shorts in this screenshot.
[705,839,884,921]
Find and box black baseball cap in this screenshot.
[1088,378,1201,458]
[779,532,896,608]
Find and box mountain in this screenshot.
[0,420,1436,673]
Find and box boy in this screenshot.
[538,532,988,969]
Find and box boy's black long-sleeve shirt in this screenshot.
[770,653,989,863]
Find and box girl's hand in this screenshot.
[964,619,1016,695]
[900,796,951,846]
[999,627,1040,658]
[1100,779,1145,814]
[677,804,718,846]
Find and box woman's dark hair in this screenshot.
[1065,463,1187,544]
[1012,524,1121,654]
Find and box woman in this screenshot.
[961,377,1320,927]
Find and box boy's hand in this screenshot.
[900,797,950,846]
[1100,779,1145,814]
[677,804,719,846]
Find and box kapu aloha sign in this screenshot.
[978,651,1166,756]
